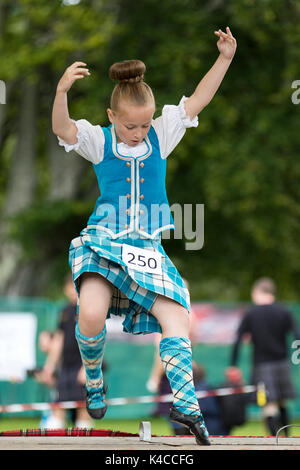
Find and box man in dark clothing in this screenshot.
[230,277,300,436]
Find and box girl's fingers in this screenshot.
[70,69,91,80]
[215,31,236,46]
[67,62,88,73]
[215,27,235,41]
[71,61,87,67]
[219,31,230,40]
[73,67,90,74]
[226,26,234,38]
[214,30,228,38]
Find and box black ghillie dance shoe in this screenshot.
[169,406,211,446]
[86,387,107,419]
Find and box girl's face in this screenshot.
[107,102,155,147]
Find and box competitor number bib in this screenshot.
[122,245,162,275]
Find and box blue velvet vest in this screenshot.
[87,124,174,239]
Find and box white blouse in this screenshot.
[58,96,198,164]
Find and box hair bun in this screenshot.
[109,59,146,84]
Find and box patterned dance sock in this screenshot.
[159,336,201,416]
[75,323,107,409]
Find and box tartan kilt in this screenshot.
[69,228,190,335]
[251,359,297,402]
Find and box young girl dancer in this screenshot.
[52,27,236,445]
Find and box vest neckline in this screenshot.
[110,125,152,161]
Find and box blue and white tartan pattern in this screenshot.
[159,336,200,416]
[69,228,190,335]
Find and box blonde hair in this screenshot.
[109,59,155,113]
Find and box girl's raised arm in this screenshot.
[52,61,90,144]
[184,27,237,120]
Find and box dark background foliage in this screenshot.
[0,0,299,301]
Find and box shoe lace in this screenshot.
[194,414,209,436]
[87,386,106,404]
[194,414,206,426]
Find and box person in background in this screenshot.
[36,274,93,428]
[218,367,248,434]
[230,277,300,436]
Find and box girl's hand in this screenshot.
[35,367,56,387]
[56,61,90,94]
[214,27,237,60]
[77,366,86,386]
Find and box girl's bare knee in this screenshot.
[151,296,190,337]
[79,303,106,325]
[78,272,112,335]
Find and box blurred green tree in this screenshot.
[0,0,300,301]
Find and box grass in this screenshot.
[0,415,300,436]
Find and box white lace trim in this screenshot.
[178,96,198,128]
[57,119,89,153]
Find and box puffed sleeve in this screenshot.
[57,119,105,164]
[152,96,198,159]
